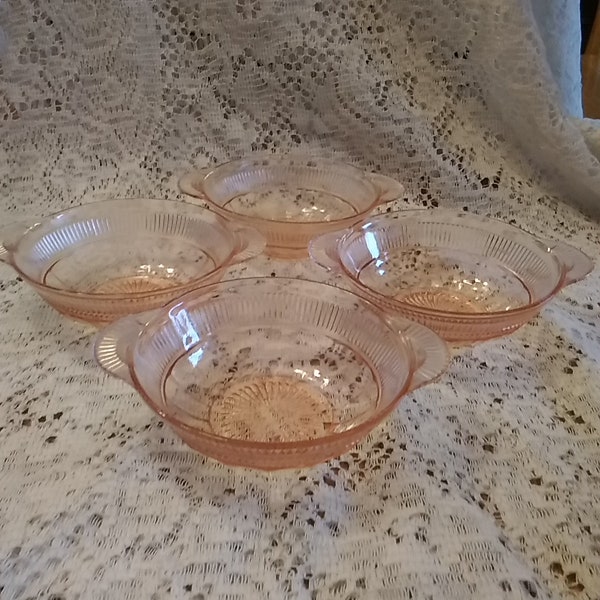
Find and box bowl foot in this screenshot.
[209,376,335,443]
[397,288,482,313]
[92,275,178,294]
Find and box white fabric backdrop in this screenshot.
[1,1,599,599]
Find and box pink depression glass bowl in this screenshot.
[179,155,405,259]
[309,209,593,343]
[94,278,449,470]
[0,198,264,325]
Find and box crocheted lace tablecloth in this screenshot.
[1,1,599,599]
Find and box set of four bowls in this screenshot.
[0,155,593,469]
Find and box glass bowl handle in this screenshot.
[231,226,266,263]
[308,231,345,273]
[178,167,213,199]
[383,314,451,392]
[547,240,594,287]
[93,310,157,387]
[0,220,38,265]
[367,172,405,204]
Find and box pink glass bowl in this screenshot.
[0,198,264,325]
[179,155,404,259]
[309,209,593,343]
[94,278,449,470]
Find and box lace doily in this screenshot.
[1,1,599,598]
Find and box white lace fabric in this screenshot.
[0,1,599,598]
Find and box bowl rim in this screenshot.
[334,208,570,320]
[181,154,386,228]
[9,197,240,300]
[128,277,443,450]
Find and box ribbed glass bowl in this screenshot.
[94,278,449,470]
[179,155,404,259]
[309,209,593,343]
[0,198,264,325]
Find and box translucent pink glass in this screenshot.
[94,278,449,470]
[0,198,264,325]
[179,155,404,259]
[310,210,593,343]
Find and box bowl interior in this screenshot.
[132,279,414,445]
[200,157,379,224]
[13,200,238,295]
[339,212,562,315]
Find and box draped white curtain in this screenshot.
[525,0,600,212]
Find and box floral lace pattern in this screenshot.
[0,1,599,598]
